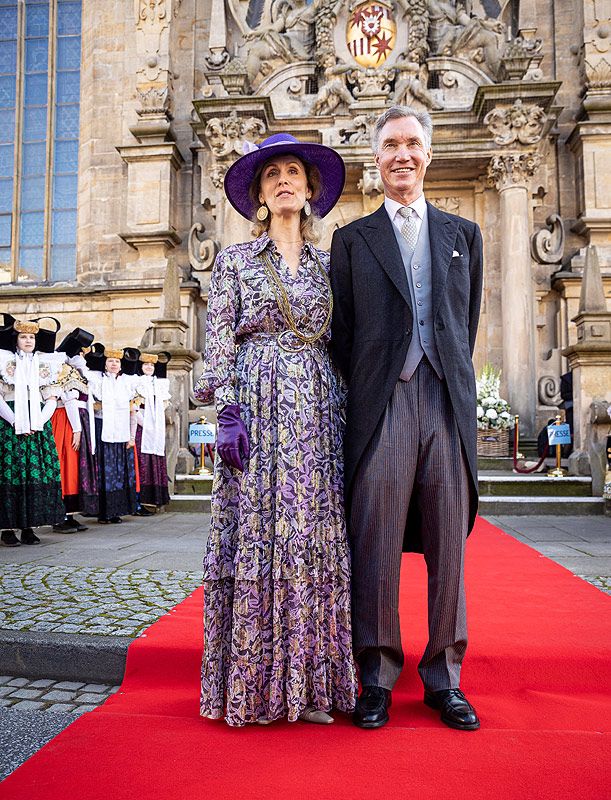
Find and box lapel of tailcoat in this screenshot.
[426,201,459,320]
[362,204,412,309]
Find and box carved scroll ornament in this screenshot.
[188,224,219,272]
[531,214,565,265]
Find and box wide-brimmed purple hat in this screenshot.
[224,133,345,220]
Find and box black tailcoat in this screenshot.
[330,201,483,552]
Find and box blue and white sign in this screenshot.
[189,423,216,444]
[547,423,571,445]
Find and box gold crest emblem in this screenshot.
[346,1,396,68]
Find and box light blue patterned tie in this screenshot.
[398,206,418,258]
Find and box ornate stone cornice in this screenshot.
[486,152,541,191]
[483,99,546,146]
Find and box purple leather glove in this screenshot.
[216,404,249,472]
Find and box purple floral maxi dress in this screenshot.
[194,233,357,726]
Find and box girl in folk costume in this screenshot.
[69,344,138,524]
[133,352,171,511]
[0,317,65,546]
[52,328,99,532]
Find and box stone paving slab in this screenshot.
[0,675,118,713]
[484,515,611,595]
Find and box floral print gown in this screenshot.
[195,232,357,726]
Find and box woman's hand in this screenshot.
[127,439,135,449]
[71,431,81,451]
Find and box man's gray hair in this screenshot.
[371,106,433,153]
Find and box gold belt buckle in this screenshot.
[277,330,306,353]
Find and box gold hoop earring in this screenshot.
[256,204,269,221]
[303,200,311,217]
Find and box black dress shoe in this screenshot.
[352,686,391,729]
[1,530,20,547]
[109,516,123,524]
[20,528,41,545]
[424,688,480,731]
[134,506,154,517]
[53,520,79,533]
[66,516,88,532]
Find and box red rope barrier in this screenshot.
[512,425,549,473]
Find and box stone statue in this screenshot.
[312,56,354,115]
[242,0,315,83]
[427,0,505,78]
[392,56,443,109]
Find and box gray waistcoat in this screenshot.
[392,210,444,382]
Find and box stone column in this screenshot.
[487,152,541,435]
[563,246,611,493]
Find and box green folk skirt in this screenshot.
[0,408,65,530]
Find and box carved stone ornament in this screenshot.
[136,86,170,116]
[134,0,182,120]
[538,375,562,407]
[348,64,394,99]
[499,36,542,82]
[210,164,229,190]
[204,111,265,158]
[219,58,250,96]
[358,164,384,197]
[581,1,611,90]
[486,152,541,191]
[340,113,377,144]
[484,99,546,146]
[429,196,461,215]
[188,223,219,271]
[531,214,565,265]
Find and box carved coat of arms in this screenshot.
[346,1,397,68]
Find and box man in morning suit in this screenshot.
[330,106,483,730]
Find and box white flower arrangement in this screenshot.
[476,364,514,430]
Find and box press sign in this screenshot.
[189,423,216,444]
[547,423,571,445]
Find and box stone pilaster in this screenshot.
[116,0,184,286]
[562,245,611,492]
[567,0,611,250]
[487,152,541,435]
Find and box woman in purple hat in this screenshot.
[195,134,357,727]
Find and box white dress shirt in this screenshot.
[384,193,427,240]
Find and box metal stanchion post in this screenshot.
[547,415,567,478]
[514,414,524,460]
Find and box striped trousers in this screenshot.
[350,358,469,692]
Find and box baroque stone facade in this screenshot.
[1,0,611,475]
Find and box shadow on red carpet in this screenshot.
[1,518,609,799]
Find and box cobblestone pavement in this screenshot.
[0,675,119,714]
[0,564,201,637]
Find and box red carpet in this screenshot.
[2,518,610,799]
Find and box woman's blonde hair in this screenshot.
[249,156,322,244]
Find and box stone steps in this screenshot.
[478,496,604,515]
[170,471,602,516]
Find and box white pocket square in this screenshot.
[452,250,461,257]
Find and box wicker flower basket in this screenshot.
[477,428,510,457]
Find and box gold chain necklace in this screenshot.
[261,249,333,345]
